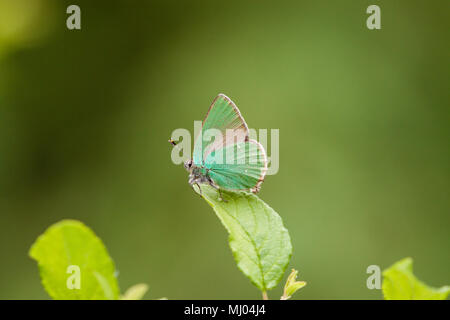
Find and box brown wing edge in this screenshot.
[248,138,268,194]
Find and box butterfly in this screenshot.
[171,94,268,201]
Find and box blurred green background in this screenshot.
[0,0,449,299]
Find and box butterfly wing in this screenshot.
[204,139,268,193]
[193,94,249,166]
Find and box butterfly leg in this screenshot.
[207,179,228,202]
[191,182,203,197]
[218,188,228,202]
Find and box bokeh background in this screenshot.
[0,0,449,299]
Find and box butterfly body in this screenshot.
[180,94,268,200]
[184,159,218,193]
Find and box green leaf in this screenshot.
[121,283,149,300]
[382,257,450,300]
[29,219,120,300]
[281,269,307,300]
[198,185,292,292]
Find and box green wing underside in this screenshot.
[204,140,266,191]
[193,94,248,166]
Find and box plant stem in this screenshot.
[262,291,269,300]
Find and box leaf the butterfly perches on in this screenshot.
[187,94,268,196]
[197,185,292,295]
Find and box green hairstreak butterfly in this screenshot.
[171,94,268,201]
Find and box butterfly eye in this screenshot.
[184,159,193,171]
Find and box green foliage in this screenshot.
[281,269,306,300]
[121,284,149,300]
[382,257,450,300]
[197,185,292,293]
[29,220,120,300]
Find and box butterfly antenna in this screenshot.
[168,138,177,147]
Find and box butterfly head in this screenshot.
[184,159,194,172]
